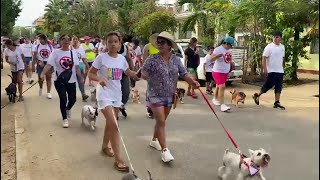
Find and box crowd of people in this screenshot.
[1,29,286,172]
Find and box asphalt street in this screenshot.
[1,64,319,180]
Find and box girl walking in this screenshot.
[40,34,83,128]
[88,32,139,172]
[211,36,235,112]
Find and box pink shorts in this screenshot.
[212,71,228,85]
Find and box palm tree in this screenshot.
[44,0,69,34]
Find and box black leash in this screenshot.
[1,81,39,110]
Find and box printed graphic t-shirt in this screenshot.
[20,43,33,57]
[4,47,25,72]
[47,49,80,83]
[71,47,86,62]
[92,53,129,102]
[212,45,231,74]
[33,44,53,61]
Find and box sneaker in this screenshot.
[149,139,162,151]
[66,110,71,119]
[161,148,174,163]
[212,98,221,106]
[82,94,89,101]
[39,89,43,96]
[206,90,213,95]
[119,107,127,117]
[252,93,260,105]
[221,104,231,112]
[273,102,285,110]
[62,119,69,128]
[47,93,52,99]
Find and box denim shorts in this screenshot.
[147,96,174,108]
[36,61,54,74]
[23,57,32,65]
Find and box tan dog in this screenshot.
[131,89,141,104]
[230,89,246,107]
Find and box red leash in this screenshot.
[198,88,238,149]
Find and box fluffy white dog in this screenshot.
[218,148,271,180]
[81,105,98,130]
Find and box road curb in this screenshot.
[15,113,31,180]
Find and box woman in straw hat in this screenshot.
[141,31,200,163]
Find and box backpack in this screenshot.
[56,50,74,85]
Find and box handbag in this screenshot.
[56,50,74,85]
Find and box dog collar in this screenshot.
[239,154,260,176]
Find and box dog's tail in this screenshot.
[230,89,236,95]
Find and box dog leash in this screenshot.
[114,115,140,179]
[1,81,39,110]
[198,88,240,151]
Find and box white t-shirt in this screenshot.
[47,49,80,83]
[4,47,25,72]
[20,43,33,57]
[33,44,53,61]
[212,45,231,74]
[263,42,285,73]
[71,46,86,62]
[95,43,106,54]
[92,53,129,102]
[204,54,214,72]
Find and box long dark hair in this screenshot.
[4,39,18,47]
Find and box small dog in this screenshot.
[230,89,246,107]
[131,89,141,104]
[81,105,98,130]
[218,148,271,180]
[122,170,153,180]
[5,75,17,103]
[176,88,186,104]
[90,89,96,102]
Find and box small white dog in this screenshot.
[218,148,271,180]
[81,105,98,130]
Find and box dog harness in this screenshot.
[239,153,260,177]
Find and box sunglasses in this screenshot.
[157,39,167,45]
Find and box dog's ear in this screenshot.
[249,149,255,156]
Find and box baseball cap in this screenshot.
[223,36,235,47]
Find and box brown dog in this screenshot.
[230,89,246,107]
[131,89,141,104]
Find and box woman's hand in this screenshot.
[192,80,200,89]
[99,79,107,87]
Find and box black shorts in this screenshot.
[88,62,93,67]
[205,72,214,82]
[261,72,284,94]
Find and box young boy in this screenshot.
[203,46,215,94]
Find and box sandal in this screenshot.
[101,147,114,157]
[114,161,129,172]
[191,94,198,99]
[18,96,24,102]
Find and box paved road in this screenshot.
[1,64,319,180]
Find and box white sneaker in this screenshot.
[221,104,231,112]
[212,98,221,106]
[149,138,162,151]
[47,93,52,99]
[39,89,43,96]
[66,110,71,119]
[62,119,69,128]
[161,148,174,162]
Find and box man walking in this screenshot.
[252,31,286,110]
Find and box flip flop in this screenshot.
[101,147,114,157]
[114,161,129,172]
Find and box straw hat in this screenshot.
[157,31,178,50]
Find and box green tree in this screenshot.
[43,0,69,35]
[11,26,34,40]
[134,11,178,43]
[1,0,22,36]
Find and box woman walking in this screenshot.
[40,34,83,128]
[70,35,90,101]
[20,37,34,84]
[211,36,235,112]
[88,32,139,172]
[141,32,199,162]
[32,34,54,99]
[4,39,25,101]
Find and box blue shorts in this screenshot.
[36,61,54,74]
[147,96,174,108]
[23,57,32,65]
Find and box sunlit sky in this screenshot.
[15,0,177,27]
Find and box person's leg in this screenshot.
[151,106,166,149]
[66,82,77,111]
[45,70,52,94]
[17,71,23,98]
[54,81,68,120]
[120,74,130,117]
[273,73,285,109]
[101,105,128,171]
[253,73,275,105]
[37,65,44,94]
[218,83,226,104]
